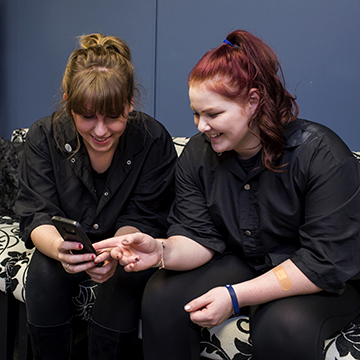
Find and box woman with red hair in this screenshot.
[95,30,360,359]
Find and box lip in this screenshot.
[207,133,221,141]
[91,134,112,145]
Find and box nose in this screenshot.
[196,116,211,133]
[93,116,108,137]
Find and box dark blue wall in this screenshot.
[1,0,157,138]
[1,0,360,150]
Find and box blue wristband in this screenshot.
[225,284,240,316]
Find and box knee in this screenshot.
[251,300,317,358]
[27,250,64,285]
[142,271,190,323]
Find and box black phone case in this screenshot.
[51,216,96,255]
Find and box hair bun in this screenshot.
[79,33,131,61]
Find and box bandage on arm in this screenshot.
[272,264,293,291]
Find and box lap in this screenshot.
[143,253,257,309]
[143,253,360,350]
[26,250,154,330]
[92,265,155,330]
[251,285,360,360]
[26,249,89,325]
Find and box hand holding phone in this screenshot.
[51,216,103,266]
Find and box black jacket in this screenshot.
[168,118,360,294]
[17,111,176,248]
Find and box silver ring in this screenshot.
[66,263,70,270]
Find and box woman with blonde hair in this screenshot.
[16,33,176,359]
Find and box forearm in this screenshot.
[30,224,63,260]
[160,236,215,271]
[93,233,215,272]
[233,259,322,308]
[115,226,140,236]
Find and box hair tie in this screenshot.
[223,39,234,47]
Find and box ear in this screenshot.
[248,88,260,114]
[128,96,134,113]
[63,93,67,101]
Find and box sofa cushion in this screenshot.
[200,316,251,359]
[172,137,190,156]
[199,314,360,360]
[0,138,25,219]
[0,216,30,294]
[10,128,29,143]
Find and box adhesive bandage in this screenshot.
[272,264,293,291]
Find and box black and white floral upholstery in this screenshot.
[0,128,95,319]
[1,130,360,359]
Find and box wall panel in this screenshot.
[155,0,360,149]
[0,0,157,138]
[1,0,360,150]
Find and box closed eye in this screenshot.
[208,112,222,118]
[83,114,96,119]
[107,115,121,120]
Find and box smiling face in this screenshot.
[189,83,261,159]
[72,102,133,157]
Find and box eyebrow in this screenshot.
[191,106,221,113]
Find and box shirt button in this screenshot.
[93,224,99,230]
[244,184,250,190]
[126,160,132,165]
[104,192,109,196]
[71,158,76,163]
[65,143,72,153]
[245,230,252,236]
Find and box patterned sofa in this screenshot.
[1,129,360,360]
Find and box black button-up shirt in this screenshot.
[17,111,176,248]
[168,118,360,294]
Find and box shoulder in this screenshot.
[181,133,211,155]
[125,111,175,155]
[182,132,224,160]
[177,133,223,176]
[27,115,52,139]
[27,113,76,151]
[130,111,170,138]
[285,118,352,160]
[25,115,55,152]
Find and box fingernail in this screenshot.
[122,239,129,244]
[185,305,191,311]
[78,244,83,249]
[135,257,140,262]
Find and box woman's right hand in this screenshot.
[31,224,101,273]
[93,232,162,272]
[57,239,103,273]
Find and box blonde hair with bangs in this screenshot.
[54,33,139,152]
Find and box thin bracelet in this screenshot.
[153,241,165,269]
[225,284,240,316]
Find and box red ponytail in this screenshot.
[188,30,298,172]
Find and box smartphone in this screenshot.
[51,216,103,266]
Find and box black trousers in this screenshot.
[141,253,360,360]
[26,249,154,360]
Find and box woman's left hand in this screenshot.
[85,255,118,283]
[184,286,234,328]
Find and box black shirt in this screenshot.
[92,168,109,198]
[168,118,360,294]
[17,111,176,247]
